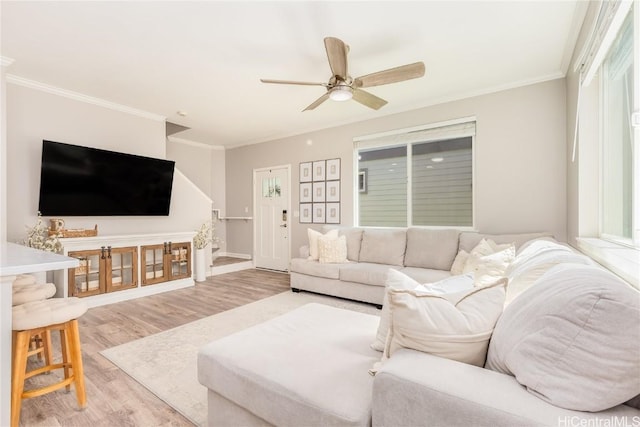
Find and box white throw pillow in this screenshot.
[318,235,348,264]
[462,239,515,285]
[371,270,475,352]
[307,228,338,261]
[385,278,507,367]
[450,250,469,275]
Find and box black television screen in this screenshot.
[38,140,175,216]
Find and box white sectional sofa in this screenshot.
[290,226,550,306]
[199,234,640,427]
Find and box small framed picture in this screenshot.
[312,182,325,202]
[300,182,312,203]
[358,169,368,193]
[300,203,312,223]
[312,203,326,223]
[326,158,340,180]
[312,160,326,181]
[326,202,340,224]
[326,180,340,202]
[300,162,312,183]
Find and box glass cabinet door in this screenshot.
[141,244,169,286]
[68,249,104,297]
[169,242,191,280]
[106,246,138,292]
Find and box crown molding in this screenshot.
[167,136,225,151]
[1,57,15,68]
[6,74,166,122]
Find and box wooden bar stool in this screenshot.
[12,275,58,365]
[11,298,88,427]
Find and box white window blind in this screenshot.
[355,121,476,151]
[577,0,633,86]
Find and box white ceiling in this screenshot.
[1,1,586,148]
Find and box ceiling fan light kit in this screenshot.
[329,86,353,101]
[260,36,425,111]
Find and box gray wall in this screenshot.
[226,78,567,255]
[6,83,212,243]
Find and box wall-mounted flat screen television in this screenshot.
[38,140,175,216]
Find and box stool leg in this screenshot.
[11,330,30,427]
[59,328,70,392]
[66,320,86,408]
[43,330,53,368]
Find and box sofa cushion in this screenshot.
[290,258,343,280]
[399,267,452,284]
[385,278,507,367]
[403,228,460,270]
[323,226,365,261]
[359,229,407,266]
[341,228,365,261]
[198,303,381,427]
[458,232,552,253]
[339,263,399,287]
[372,270,475,352]
[486,264,640,412]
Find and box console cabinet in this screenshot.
[53,232,196,308]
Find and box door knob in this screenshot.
[280,224,287,228]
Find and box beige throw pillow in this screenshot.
[450,250,469,275]
[318,235,348,264]
[307,228,338,261]
[385,278,507,367]
[371,270,475,351]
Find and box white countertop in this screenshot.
[0,242,79,276]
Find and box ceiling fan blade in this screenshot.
[260,79,328,86]
[324,37,348,80]
[303,93,330,111]
[352,89,388,110]
[354,62,425,88]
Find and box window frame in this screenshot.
[353,117,477,229]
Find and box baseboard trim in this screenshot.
[220,252,252,260]
[210,261,254,276]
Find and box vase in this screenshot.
[195,248,206,282]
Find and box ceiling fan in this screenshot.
[260,37,425,111]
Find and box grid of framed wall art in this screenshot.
[299,158,340,224]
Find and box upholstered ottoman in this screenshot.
[197,303,380,427]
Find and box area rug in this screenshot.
[100,291,380,426]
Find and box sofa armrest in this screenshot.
[299,245,310,258]
[372,349,639,427]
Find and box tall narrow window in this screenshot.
[602,11,634,242]
[356,120,475,227]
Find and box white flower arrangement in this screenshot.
[23,212,63,254]
[194,220,221,250]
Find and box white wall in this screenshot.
[166,137,227,254]
[6,83,211,243]
[226,78,567,254]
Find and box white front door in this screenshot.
[254,166,290,271]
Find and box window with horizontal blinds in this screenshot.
[356,120,475,228]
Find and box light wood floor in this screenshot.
[18,269,290,427]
